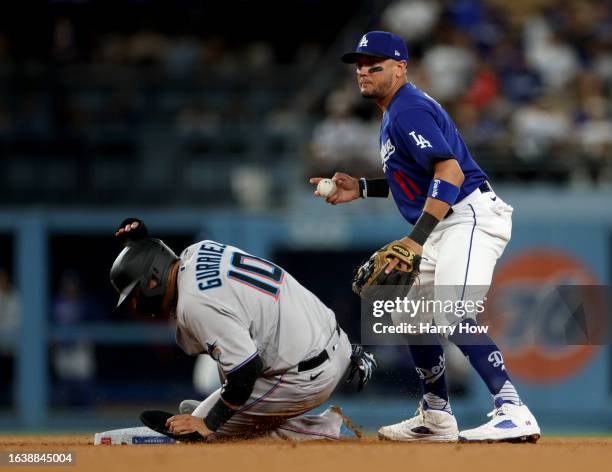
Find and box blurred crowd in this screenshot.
[310,0,612,184]
[0,2,333,207]
[0,267,100,407]
[0,269,19,406]
[0,0,610,207]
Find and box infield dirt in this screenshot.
[1,436,610,472]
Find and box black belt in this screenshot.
[298,350,329,372]
[478,181,493,194]
[445,181,492,218]
[297,325,340,372]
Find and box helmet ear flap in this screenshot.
[137,271,169,316]
[146,273,161,289]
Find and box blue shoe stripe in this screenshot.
[495,420,517,429]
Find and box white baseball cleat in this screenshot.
[178,399,201,415]
[459,401,541,443]
[378,402,459,442]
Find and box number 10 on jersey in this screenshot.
[227,252,285,300]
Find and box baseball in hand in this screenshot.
[317,178,337,198]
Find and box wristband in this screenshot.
[359,178,367,198]
[364,178,390,198]
[428,179,460,205]
[203,398,236,432]
[408,211,440,246]
[359,178,390,198]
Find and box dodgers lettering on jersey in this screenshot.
[380,83,488,224]
[175,241,338,376]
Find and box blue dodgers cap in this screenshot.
[341,31,408,64]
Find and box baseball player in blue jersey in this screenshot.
[310,31,540,443]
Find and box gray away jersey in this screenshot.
[174,240,338,375]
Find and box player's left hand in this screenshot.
[352,239,421,298]
[384,237,422,274]
[166,414,212,437]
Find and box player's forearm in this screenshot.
[203,354,263,432]
[407,159,464,246]
[421,197,451,221]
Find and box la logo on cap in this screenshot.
[359,35,368,47]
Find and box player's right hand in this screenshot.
[309,172,360,205]
[346,344,377,391]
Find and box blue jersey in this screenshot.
[380,83,488,224]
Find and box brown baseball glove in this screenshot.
[352,240,421,298]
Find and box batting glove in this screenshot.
[346,344,377,391]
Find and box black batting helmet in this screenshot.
[110,238,179,315]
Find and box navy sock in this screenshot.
[408,333,452,413]
[448,319,518,403]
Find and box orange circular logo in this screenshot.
[486,249,602,384]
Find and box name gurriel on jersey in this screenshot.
[195,241,227,291]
